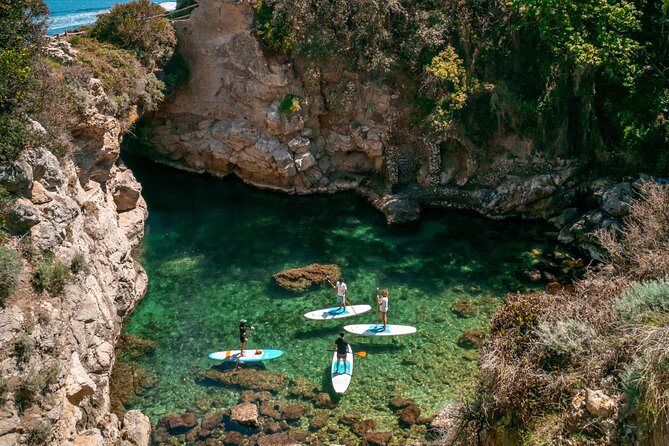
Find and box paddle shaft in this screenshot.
[375,288,380,325]
[326,277,357,315]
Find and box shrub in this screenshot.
[14,333,32,364]
[89,0,177,69]
[140,73,165,113]
[0,377,8,403]
[278,94,300,114]
[33,254,71,294]
[26,420,51,445]
[160,51,190,96]
[15,372,40,412]
[0,247,21,303]
[534,318,595,358]
[0,113,41,162]
[616,277,669,324]
[70,253,85,274]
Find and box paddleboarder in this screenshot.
[377,289,389,331]
[327,276,348,310]
[239,319,254,357]
[334,331,349,374]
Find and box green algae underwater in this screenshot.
[119,154,555,433]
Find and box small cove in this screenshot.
[119,154,557,438]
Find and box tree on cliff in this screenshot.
[0,0,48,161]
[90,0,177,70]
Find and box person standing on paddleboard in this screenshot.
[327,276,348,310]
[239,319,254,357]
[377,289,389,331]
[334,331,349,373]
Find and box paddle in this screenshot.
[327,349,367,357]
[375,287,380,325]
[326,276,357,315]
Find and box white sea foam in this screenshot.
[159,2,177,11]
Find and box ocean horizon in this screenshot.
[46,0,177,35]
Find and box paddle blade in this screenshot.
[355,351,367,357]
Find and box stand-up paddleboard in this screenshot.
[331,344,353,393]
[304,305,372,320]
[208,349,283,363]
[343,324,417,336]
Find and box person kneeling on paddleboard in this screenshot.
[239,319,254,357]
[377,289,389,331]
[334,331,348,374]
[327,276,348,310]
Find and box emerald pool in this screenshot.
[120,155,555,437]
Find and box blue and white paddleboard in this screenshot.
[208,349,284,363]
[343,324,417,336]
[304,305,372,320]
[331,344,353,393]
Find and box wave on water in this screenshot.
[48,1,178,36]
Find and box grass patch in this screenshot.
[33,254,71,295]
[278,94,300,115]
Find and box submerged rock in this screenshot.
[363,431,392,446]
[352,419,375,437]
[399,405,421,426]
[229,402,259,428]
[116,333,157,359]
[272,263,340,292]
[158,412,198,435]
[457,330,486,349]
[203,368,286,392]
[389,396,415,410]
[451,300,477,318]
[257,430,309,446]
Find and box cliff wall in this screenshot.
[0,44,150,445]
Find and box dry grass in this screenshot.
[449,182,669,445]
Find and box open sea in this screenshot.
[46,0,177,35]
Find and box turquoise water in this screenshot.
[120,155,554,434]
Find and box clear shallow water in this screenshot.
[120,155,554,432]
[46,0,176,35]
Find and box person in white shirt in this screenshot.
[327,276,348,309]
[377,289,389,331]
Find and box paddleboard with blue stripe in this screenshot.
[304,305,372,320]
[208,349,283,363]
[331,344,353,393]
[343,324,417,336]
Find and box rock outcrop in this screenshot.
[0,72,148,445]
[271,263,340,293]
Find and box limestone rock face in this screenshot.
[120,410,151,446]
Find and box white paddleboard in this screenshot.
[208,349,283,363]
[343,324,417,336]
[304,305,372,320]
[331,344,353,393]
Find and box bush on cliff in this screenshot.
[0,248,22,304]
[33,254,71,295]
[455,182,669,443]
[90,0,177,70]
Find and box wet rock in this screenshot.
[272,263,340,293]
[260,400,283,420]
[450,300,476,318]
[229,402,259,428]
[586,389,616,418]
[338,414,360,425]
[257,430,308,446]
[351,419,375,437]
[203,368,285,392]
[240,390,273,403]
[313,392,333,408]
[201,411,224,431]
[151,427,170,445]
[309,413,329,431]
[399,405,421,426]
[363,431,392,446]
[264,421,282,434]
[111,363,157,413]
[457,330,485,349]
[5,198,40,233]
[117,333,157,359]
[377,195,421,224]
[388,396,414,410]
[158,412,198,435]
[281,404,304,421]
[223,430,245,445]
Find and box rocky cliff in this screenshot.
[0,42,150,445]
[139,0,643,251]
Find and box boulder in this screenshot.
[112,168,142,212]
[26,147,64,188]
[65,352,97,406]
[389,396,415,410]
[0,159,32,194]
[229,402,259,428]
[120,410,151,446]
[4,198,40,233]
[309,413,329,431]
[281,404,304,421]
[313,392,333,408]
[158,412,198,435]
[257,430,308,446]
[363,431,392,446]
[223,431,245,445]
[586,389,617,418]
[457,330,486,349]
[377,196,420,224]
[399,405,421,426]
[351,419,375,437]
[272,263,341,293]
[201,411,224,431]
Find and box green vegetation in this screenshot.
[33,254,71,295]
[278,94,301,114]
[70,253,85,274]
[0,247,22,303]
[616,277,669,323]
[26,420,52,445]
[160,51,190,96]
[0,377,8,403]
[90,0,177,69]
[14,333,32,364]
[253,0,669,175]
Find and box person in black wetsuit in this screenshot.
[239,319,254,357]
[334,331,349,373]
